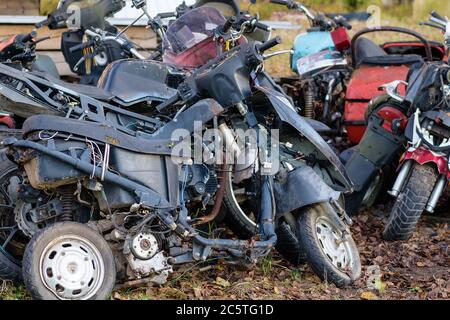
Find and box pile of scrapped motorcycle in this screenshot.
[0,0,448,300]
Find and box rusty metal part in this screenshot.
[303,82,314,119]
[193,163,228,226]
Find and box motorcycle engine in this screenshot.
[124,231,173,283]
[181,164,218,204]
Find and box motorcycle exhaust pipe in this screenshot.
[425,175,447,213]
[218,123,241,158]
[388,160,413,197]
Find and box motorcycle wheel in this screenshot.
[297,202,361,287]
[344,172,385,216]
[383,163,438,241]
[223,172,306,265]
[0,150,25,282]
[22,222,116,300]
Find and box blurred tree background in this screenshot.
[40,1,449,19]
[241,0,449,20]
[41,0,61,15]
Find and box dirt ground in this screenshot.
[1,203,448,300]
[112,205,449,301]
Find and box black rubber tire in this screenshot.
[22,222,116,300]
[223,174,306,264]
[0,149,23,282]
[383,163,438,241]
[223,173,257,239]
[344,172,385,216]
[297,203,361,287]
[275,216,307,265]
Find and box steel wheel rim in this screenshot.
[39,234,105,300]
[315,216,355,273]
[228,171,257,228]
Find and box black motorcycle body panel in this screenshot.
[343,103,406,214]
[273,165,341,215]
[256,85,353,192]
[405,62,450,112]
[98,60,178,105]
[18,98,223,208]
[0,62,177,121]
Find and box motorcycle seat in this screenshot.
[354,37,423,66]
[98,60,178,106]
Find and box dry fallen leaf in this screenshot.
[193,287,202,298]
[416,261,426,267]
[113,292,124,300]
[361,291,378,300]
[215,277,231,288]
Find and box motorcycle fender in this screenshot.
[257,85,353,192]
[273,165,341,216]
[403,147,448,176]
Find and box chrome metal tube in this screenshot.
[130,48,145,60]
[218,123,241,158]
[388,160,413,197]
[426,175,447,213]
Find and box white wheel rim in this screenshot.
[315,217,354,273]
[39,235,105,300]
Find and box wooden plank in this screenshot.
[38,50,152,77]
[0,0,39,15]
[0,25,156,50]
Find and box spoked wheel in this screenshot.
[223,172,306,265]
[0,150,26,282]
[297,203,361,287]
[23,222,116,300]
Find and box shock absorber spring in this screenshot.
[60,187,74,222]
[303,82,314,119]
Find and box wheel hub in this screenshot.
[40,235,105,300]
[315,217,353,271]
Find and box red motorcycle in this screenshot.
[384,13,450,241]
[342,13,449,215]
[344,26,446,145]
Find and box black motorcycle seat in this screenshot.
[98,60,178,106]
[34,71,115,101]
[354,37,423,66]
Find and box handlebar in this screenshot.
[21,31,37,44]
[335,16,352,30]
[257,36,282,53]
[69,40,96,53]
[35,17,51,29]
[157,12,176,19]
[254,21,272,32]
[420,21,445,32]
[222,16,237,34]
[431,11,447,24]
